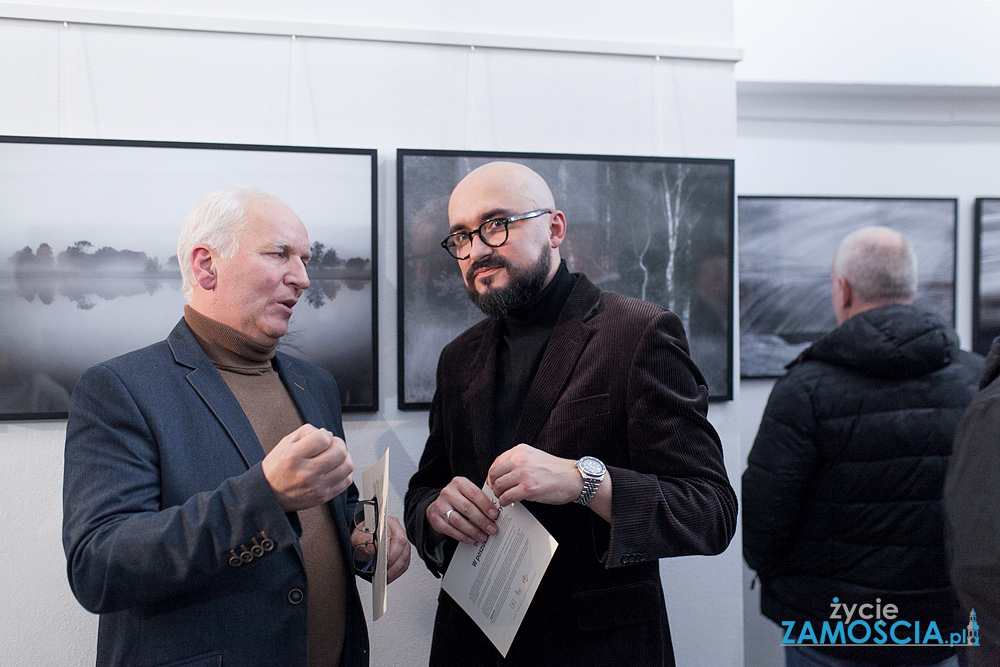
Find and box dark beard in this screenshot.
[465,251,551,318]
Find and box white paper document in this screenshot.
[361,450,389,620]
[440,483,558,657]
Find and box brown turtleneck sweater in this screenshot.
[184,306,346,667]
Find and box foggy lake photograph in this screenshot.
[739,196,957,378]
[974,198,1000,355]
[0,137,377,418]
[398,149,735,405]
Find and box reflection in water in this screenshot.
[14,273,165,309]
[305,281,342,308]
[0,276,374,414]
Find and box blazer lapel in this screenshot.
[275,357,327,430]
[461,320,501,484]
[513,276,600,447]
[167,319,265,469]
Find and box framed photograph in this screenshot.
[974,198,1000,355]
[397,149,735,408]
[739,196,957,378]
[0,136,378,419]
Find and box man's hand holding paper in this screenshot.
[440,482,558,657]
[425,476,499,546]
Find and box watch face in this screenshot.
[580,457,604,476]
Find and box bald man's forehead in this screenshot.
[448,163,554,229]
[447,197,525,233]
[448,184,534,231]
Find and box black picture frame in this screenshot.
[739,195,958,378]
[0,135,378,419]
[973,198,1000,355]
[397,148,735,408]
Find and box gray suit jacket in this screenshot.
[405,274,737,666]
[63,319,369,667]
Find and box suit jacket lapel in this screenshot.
[167,319,265,469]
[274,356,327,430]
[461,321,501,483]
[274,355,349,557]
[513,276,600,447]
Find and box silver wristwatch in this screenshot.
[574,456,606,506]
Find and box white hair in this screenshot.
[177,186,281,300]
[833,226,918,303]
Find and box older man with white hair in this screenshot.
[743,226,983,667]
[63,187,409,667]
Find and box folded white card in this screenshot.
[361,450,389,620]
[440,483,558,657]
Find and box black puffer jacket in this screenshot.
[743,305,983,658]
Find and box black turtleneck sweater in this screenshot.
[494,261,577,452]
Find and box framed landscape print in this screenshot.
[397,148,735,407]
[974,198,1000,355]
[0,136,378,419]
[739,196,957,378]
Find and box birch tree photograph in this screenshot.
[398,150,734,406]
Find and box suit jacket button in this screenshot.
[288,589,304,605]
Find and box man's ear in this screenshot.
[836,276,852,310]
[548,210,567,249]
[190,246,217,291]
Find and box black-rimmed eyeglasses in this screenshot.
[351,497,378,575]
[440,209,552,260]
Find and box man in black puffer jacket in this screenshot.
[743,226,984,667]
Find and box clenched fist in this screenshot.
[262,424,354,512]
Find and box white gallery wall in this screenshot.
[735,0,1000,87]
[735,1,1000,665]
[0,3,744,666]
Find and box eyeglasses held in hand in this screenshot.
[351,497,379,575]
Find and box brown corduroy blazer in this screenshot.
[405,273,737,667]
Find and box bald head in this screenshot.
[449,162,557,221]
[831,226,917,323]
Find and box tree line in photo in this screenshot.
[10,241,175,277]
[8,240,370,279]
[6,241,371,310]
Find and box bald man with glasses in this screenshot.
[404,161,737,667]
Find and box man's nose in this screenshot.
[468,231,494,261]
[288,257,310,290]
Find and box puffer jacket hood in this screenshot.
[794,304,956,379]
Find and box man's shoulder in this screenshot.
[71,339,181,406]
[86,319,198,377]
[595,289,669,323]
[767,354,839,401]
[91,338,175,376]
[772,335,984,408]
[589,290,693,349]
